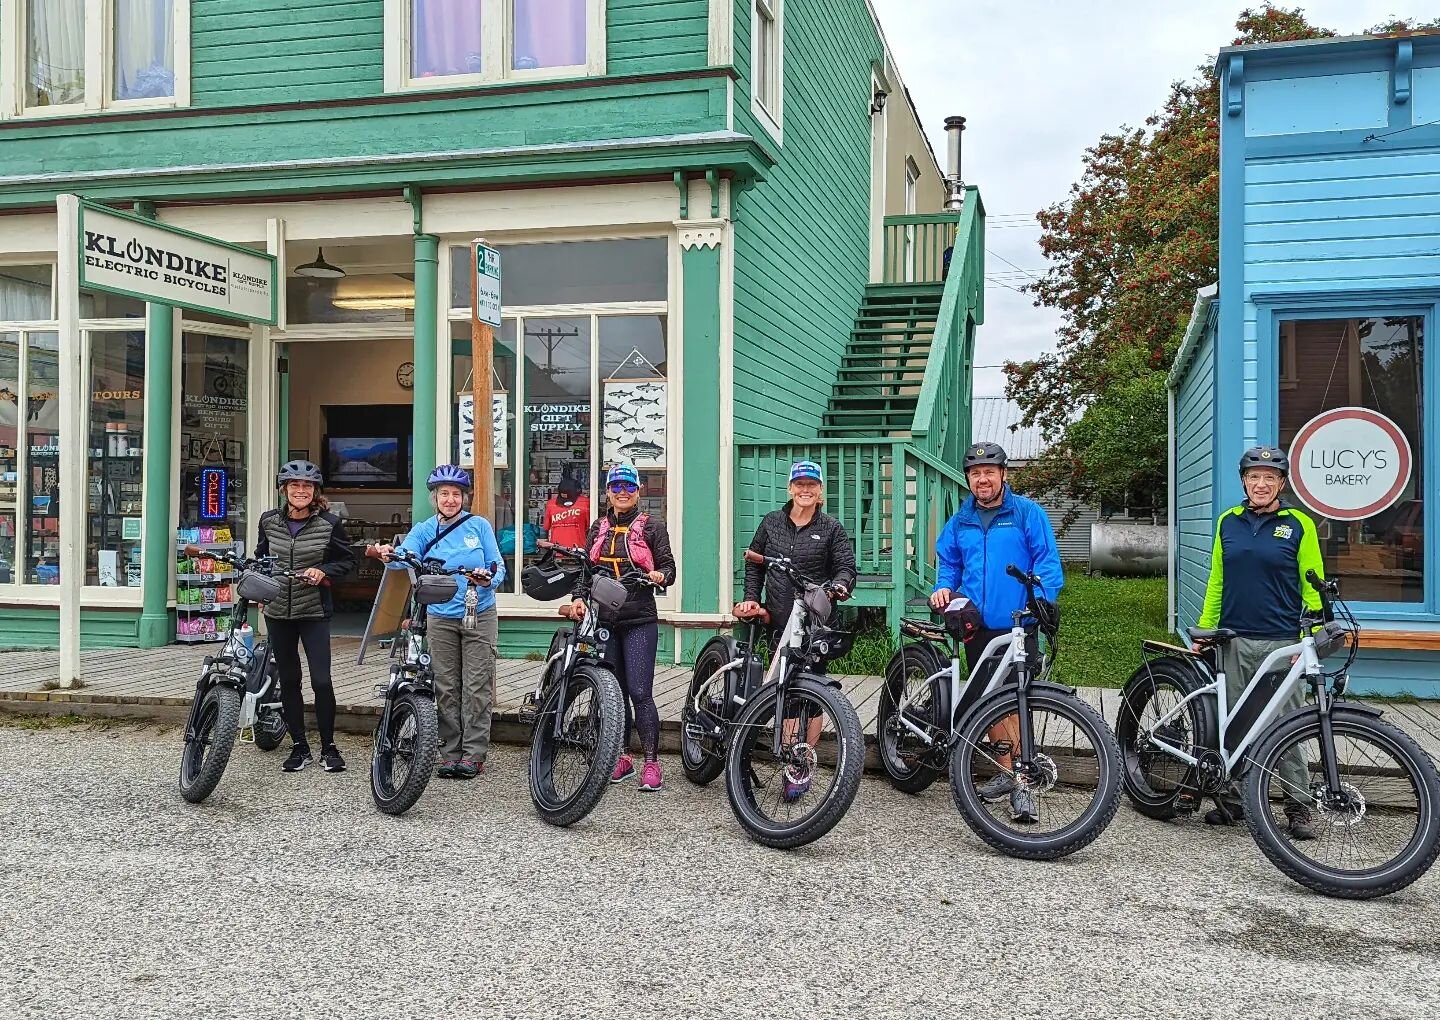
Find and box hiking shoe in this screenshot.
[1009,785,1039,824]
[976,772,1017,803]
[782,763,812,802]
[321,745,346,773]
[639,760,663,792]
[610,754,635,784]
[1205,804,1243,826]
[437,759,459,779]
[1286,805,1317,841]
[282,745,312,773]
[454,758,482,780]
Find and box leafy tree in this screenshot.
[1005,6,1437,521]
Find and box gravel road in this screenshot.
[1,721,1436,1020]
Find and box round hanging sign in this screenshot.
[1287,406,1412,521]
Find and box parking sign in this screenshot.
[475,242,501,326]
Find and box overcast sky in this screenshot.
[870,0,1428,397]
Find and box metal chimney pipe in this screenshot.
[944,115,966,211]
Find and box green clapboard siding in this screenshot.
[0,607,145,650]
[730,0,879,441]
[609,0,710,74]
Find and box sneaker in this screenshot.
[782,763,812,802]
[321,745,346,773]
[282,745,312,773]
[1204,803,1243,826]
[437,759,459,779]
[976,772,1017,803]
[454,758,482,780]
[1286,805,1317,841]
[1009,785,1039,824]
[610,754,635,784]
[639,759,663,792]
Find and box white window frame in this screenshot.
[384,0,606,94]
[750,0,782,142]
[0,0,191,119]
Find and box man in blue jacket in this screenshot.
[929,442,1064,820]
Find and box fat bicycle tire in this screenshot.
[680,638,732,787]
[528,664,625,827]
[1242,707,1440,899]
[1115,657,1215,820]
[370,691,438,816]
[876,643,949,794]
[253,706,287,752]
[950,686,1122,861]
[178,684,243,804]
[723,676,864,850]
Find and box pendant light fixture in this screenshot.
[294,247,346,279]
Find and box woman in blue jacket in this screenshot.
[928,443,1064,821]
[371,465,505,780]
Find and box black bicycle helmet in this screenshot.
[1238,445,1288,477]
[276,460,323,488]
[964,442,1008,471]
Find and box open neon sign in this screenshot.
[199,467,228,521]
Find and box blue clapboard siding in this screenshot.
[1175,319,1216,633]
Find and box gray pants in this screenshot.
[428,609,498,762]
[1222,636,1311,809]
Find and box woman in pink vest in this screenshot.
[569,462,676,791]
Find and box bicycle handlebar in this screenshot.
[743,549,849,600]
[371,546,493,582]
[183,545,305,579]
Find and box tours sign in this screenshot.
[1288,407,1412,522]
[78,202,278,325]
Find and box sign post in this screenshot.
[470,239,501,516]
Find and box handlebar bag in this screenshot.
[237,570,284,604]
[414,574,460,606]
[590,574,629,613]
[803,587,833,624]
[522,559,579,601]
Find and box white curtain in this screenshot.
[114,0,175,100]
[26,0,86,107]
[0,271,51,321]
[513,0,586,70]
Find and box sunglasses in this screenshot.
[608,482,639,494]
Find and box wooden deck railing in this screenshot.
[881,213,961,284]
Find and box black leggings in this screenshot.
[611,622,660,758]
[267,616,335,749]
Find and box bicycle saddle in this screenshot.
[1187,627,1238,646]
[900,618,947,641]
[733,604,771,624]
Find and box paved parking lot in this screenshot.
[2,720,1436,1019]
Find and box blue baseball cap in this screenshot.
[790,460,823,483]
[606,463,640,487]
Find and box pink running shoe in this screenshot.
[639,759,663,792]
[610,754,635,783]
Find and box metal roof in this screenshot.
[971,396,1049,462]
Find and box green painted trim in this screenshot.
[705,168,719,217]
[680,242,722,614]
[138,301,176,647]
[411,233,440,523]
[674,170,689,219]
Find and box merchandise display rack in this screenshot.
[175,529,241,643]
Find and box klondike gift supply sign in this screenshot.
[78,202,277,325]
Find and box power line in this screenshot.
[987,248,1045,282]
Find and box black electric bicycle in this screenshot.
[518,540,643,828]
[1117,571,1440,898]
[366,547,492,816]
[178,547,299,803]
[680,549,865,849]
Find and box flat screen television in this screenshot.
[326,436,401,487]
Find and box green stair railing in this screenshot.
[882,214,960,285]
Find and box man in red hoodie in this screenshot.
[543,475,590,549]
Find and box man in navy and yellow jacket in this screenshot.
[1195,445,1323,838]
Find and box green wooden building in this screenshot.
[0,0,982,663]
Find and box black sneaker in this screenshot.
[321,745,346,773]
[282,745,313,773]
[1204,803,1242,826]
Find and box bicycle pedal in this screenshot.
[239,726,255,744]
[683,721,720,741]
[1175,790,1202,814]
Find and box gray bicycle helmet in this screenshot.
[276,459,324,488]
[1238,445,1288,476]
[964,442,1008,471]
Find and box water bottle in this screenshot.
[235,622,255,660]
[462,584,479,631]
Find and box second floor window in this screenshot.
[752,0,782,136]
[4,0,186,115]
[393,0,603,90]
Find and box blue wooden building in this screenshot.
[1170,33,1440,698]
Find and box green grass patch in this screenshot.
[1055,569,1171,688]
[0,712,124,731]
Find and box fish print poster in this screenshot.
[601,380,667,469]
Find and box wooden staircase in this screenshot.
[820,283,946,439]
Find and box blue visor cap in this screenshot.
[606,463,641,487]
[790,460,823,484]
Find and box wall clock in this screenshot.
[396,361,415,390]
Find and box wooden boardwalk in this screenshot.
[3,644,1439,762]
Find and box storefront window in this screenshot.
[453,320,520,592]
[0,333,18,583]
[411,0,484,78]
[0,265,53,320]
[78,289,145,320]
[180,334,249,537]
[1278,315,1424,604]
[23,332,60,584]
[598,315,667,520]
[85,331,146,587]
[522,316,592,580]
[449,239,668,309]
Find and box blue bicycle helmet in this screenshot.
[427,464,473,491]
